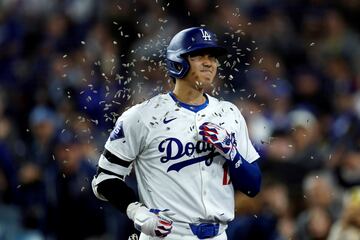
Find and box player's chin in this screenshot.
[195,79,212,90]
[199,75,215,85]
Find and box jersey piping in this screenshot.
[169,92,209,113]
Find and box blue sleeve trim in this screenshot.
[228,155,262,197]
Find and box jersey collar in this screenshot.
[169,92,209,113]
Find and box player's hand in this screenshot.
[127,202,174,238]
[199,122,242,167]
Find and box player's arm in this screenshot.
[227,157,261,197]
[92,108,173,238]
[92,150,173,238]
[92,148,172,238]
[91,108,143,212]
[92,148,137,213]
[199,122,262,197]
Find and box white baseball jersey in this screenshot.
[93,92,259,226]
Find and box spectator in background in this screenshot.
[318,10,360,76]
[227,180,295,240]
[333,147,360,189]
[295,171,342,240]
[27,106,58,167]
[328,187,360,240]
[45,130,106,239]
[297,206,332,240]
[287,109,324,171]
[17,106,58,234]
[0,91,18,204]
[292,69,331,115]
[0,96,22,240]
[262,181,295,240]
[330,114,360,189]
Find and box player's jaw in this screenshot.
[195,69,216,89]
[202,67,216,79]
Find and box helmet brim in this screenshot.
[181,45,228,58]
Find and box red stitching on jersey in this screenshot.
[223,162,229,185]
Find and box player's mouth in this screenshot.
[200,70,214,79]
[200,69,213,73]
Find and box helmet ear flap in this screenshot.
[174,62,182,71]
[166,57,190,79]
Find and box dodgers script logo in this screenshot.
[158,138,220,172]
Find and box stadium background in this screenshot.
[0,0,360,239]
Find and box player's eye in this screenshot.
[189,55,218,63]
[208,55,218,62]
[189,55,202,61]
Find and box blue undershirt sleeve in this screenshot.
[228,156,262,197]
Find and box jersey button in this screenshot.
[201,166,205,171]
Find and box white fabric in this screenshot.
[91,172,120,201]
[93,93,259,230]
[98,154,132,176]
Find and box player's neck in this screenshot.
[173,81,206,105]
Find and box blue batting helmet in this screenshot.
[166,27,227,79]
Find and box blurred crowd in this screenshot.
[1,0,360,239]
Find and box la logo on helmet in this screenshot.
[200,29,211,41]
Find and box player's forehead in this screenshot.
[185,49,218,57]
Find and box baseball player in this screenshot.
[92,27,262,240]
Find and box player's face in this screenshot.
[185,53,218,89]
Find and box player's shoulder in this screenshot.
[207,94,240,111]
[207,94,246,120]
[122,93,171,119]
[135,93,171,111]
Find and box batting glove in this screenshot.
[127,202,174,238]
[128,233,138,240]
[199,122,242,167]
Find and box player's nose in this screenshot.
[201,55,216,66]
